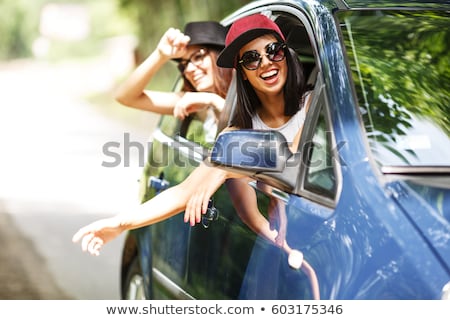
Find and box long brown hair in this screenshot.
[230,47,306,129]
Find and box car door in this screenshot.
[236,74,336,299]
[228,5,388,300]
[139,5,325,300]
[139,76,261,299]
[183,8,325,299]
[175,83,261,299]
[139,113,197,298]
[145,107,230,298]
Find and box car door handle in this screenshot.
[201,199,219,229]
[148,176,170,194]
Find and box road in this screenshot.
[0,53,159,299]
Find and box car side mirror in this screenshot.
[210,130,300,191]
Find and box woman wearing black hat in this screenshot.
[73,14,311,270]
[114,21,233,121]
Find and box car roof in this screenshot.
[338,0,450,10]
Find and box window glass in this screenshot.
[157,106,217,148]
[184,108,217,148]
[158,114,179,137]
[304,106,336,199]
[338,10,450,168]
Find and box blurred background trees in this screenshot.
[117,0,251,56]
[0,0,251,130]
[0,0,251,60]
[0,0,250,98]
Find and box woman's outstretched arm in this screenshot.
[72,162,230,255]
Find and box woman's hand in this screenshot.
[72,217,125,256]
[182,164,229,226]
[183,162,245,226]
[157,28,191,60]
[173,92,222,119]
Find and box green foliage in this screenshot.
[0,0,137,60]
[341,10,449,136]
[0,0,250,60]
[340,10,449,166]
[0,0,39,59]
[117,0,252,55]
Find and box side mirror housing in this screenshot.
[210,130,299,190]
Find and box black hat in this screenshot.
[217,14,285,68]
[183,21,227,49]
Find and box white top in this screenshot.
[252,106,306,143]
[251,92,311,143]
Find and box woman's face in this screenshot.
[179,45,215,92]
[238,34,287,97]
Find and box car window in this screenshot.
[303,102,337,201]
[338,10,450,170]
[272,11,338,204]
[158,114,180,138]
[275,13,316,87]
[156,100,218,149]
[183,108,218,148]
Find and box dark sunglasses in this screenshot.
[177,48,209,73]
[238,42,287,70]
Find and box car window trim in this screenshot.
[152,128,207,164]
[295,78,341,209]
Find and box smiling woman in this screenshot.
[114,20,233,122]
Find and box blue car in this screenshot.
[120,0,450,299]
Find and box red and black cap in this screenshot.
[217,14,286,68]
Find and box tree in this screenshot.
[117,0,251,55]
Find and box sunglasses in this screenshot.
[177,48,209,74]
[238,42,287,70]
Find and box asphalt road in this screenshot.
[0,51,159,299]
[0,203,69,299]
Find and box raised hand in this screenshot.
[157,27,191,59]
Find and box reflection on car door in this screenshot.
[146,109,259,299]
[180,110,259,299]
